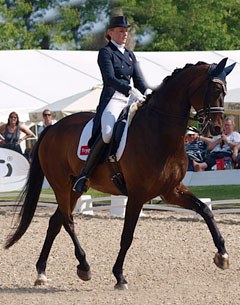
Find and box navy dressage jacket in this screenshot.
[89,41,148,146]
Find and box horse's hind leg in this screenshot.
[164,184,229,270]
[61,212,91,281]
[35,207,63,285]
[191,196,228,269]
[35,204,91,286]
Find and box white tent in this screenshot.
[0,50,102,123]
[0,49,239,123]
[136,50,240,90]
[29,85,102,122]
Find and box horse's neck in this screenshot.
[151,85,190,113]
[145,88,190,132]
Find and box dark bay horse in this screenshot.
[5,58,235,290]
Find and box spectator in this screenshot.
[232,143,240,168]
[194,117,240,171]
[0,111,33,154]
[38,109,53,135]
[23,147,33,163]
[185,126,211,171]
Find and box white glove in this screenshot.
[144,88,152,96]
[129,87,146,103]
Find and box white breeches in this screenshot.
[101,91,131,143]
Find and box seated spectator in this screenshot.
[0,111,33,154]
[38,109,54,136]
[232,143,240,168]
[185,126,211,171]
[194,117,240,171]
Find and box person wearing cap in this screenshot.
[73,15,152,193]
[185,126,211,171]
[38,109,53,136]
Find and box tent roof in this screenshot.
[136,50,240,90]
[0,49,239,123]
[0,50,102,123]
[29,85,102,122]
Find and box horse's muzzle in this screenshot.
[210,124,222,136]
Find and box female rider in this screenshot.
[73,16,152,193]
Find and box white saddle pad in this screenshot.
[77,102,139,162]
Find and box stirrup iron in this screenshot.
[73,175,88,193]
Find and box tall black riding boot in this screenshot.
[73,136,108,193]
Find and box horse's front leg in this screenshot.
[164,184,229,270]
[112,199,143,290]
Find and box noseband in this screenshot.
[192,75,226,133]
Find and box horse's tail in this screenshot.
[5,127,50,249]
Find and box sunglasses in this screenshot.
[10,116,17,119]
[43,113,52,116]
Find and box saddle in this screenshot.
[77,101,141,162]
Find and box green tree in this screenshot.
[0,0,239,51]
[0,0,108,50]
[126,0,240,51]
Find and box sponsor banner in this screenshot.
[0,148,30,191]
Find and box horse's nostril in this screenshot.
[214,126,222,134]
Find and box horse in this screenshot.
[5,57,235,290]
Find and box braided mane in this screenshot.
[162,61,207,84]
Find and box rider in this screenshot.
[73,15,152,193]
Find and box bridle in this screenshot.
[191,66,226,133]
[148,62,228,132]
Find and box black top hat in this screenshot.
[108,16,130,29]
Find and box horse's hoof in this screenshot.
[114,283,128,290]
[213,252,229,270]
[77,268,91,281]
[34,273,48,286]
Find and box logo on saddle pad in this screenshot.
[80,145,90,156]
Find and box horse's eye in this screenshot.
[211,85,223,97]
[214,83,224,93]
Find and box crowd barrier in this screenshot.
[183,169,240,186]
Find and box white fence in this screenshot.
[75,195,240,218]
[1,193,238,219]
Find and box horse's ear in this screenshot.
[209,57,228,78]
[225,62,236,75]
